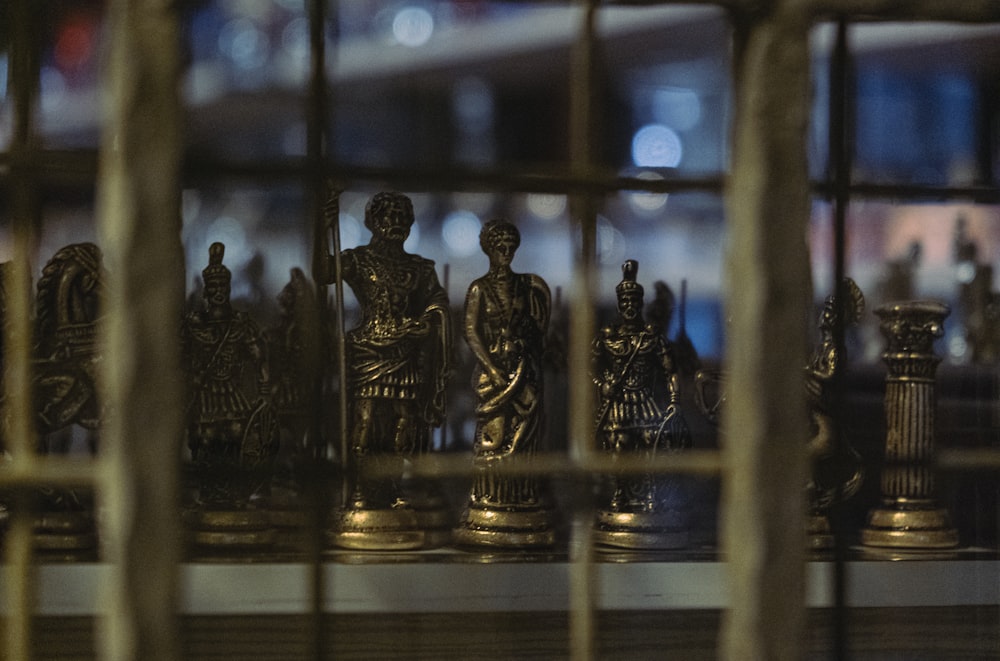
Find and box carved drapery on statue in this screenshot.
[327,191,452,550]
[454,218,554,548]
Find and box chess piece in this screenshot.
[324,192,452,550]
[805,278,865,549]
[862,300,958,549]
[181,242,279,549]
[592,260,692,550]
[30,243,106,552]
[265,267,322,532]
[453,219,555,548]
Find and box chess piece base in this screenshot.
[807,513,834,550]
[33,511,96,551]
[328,506,424,551]
[594,509,688,550]
[861,498,958,549]
[184,508,277,549]
[453,506,555,549]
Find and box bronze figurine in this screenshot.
[592,260,692,550]
[862,300,958,549]
[805,278,865,549]
[265,267,321,530]
[181,242,278,548]
[453,219,555,548]
[30,243,106,552]
[325,192,452,550]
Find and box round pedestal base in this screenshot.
[593,509,688,551]
[33,511,97,551]
[327,506,424,551]
[807,513,833,550]
[185,508,277,549]
[453,506,555,549]
[861,499,958,549]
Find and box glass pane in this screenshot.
[851,23,1000,187]
[330,3,731,175]
[182,0,311,160]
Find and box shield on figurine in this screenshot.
[241,399,279,467]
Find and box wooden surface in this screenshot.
[14,607,999,660]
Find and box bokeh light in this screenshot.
[631,124,683,168]
[442,210,482,257]
[526,194,567,221]
[627,171,669,214]
[392,7,434,47]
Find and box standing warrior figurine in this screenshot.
[454,219,554,548]
[592,260,692,550]
[181,242,278,547]
[326,191,451,550]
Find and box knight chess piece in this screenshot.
[805,278,865,550]
[592,260,692,550]
[323,191,452,550]
[453,219,555,549]
[862,300,958,550]
[29,243,106,553]
[181,242,279,550]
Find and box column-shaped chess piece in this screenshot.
[862,300,958,549]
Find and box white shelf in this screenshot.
[7,555,1000,616]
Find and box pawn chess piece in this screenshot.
[592,260,692,550]
[181,242,279,550]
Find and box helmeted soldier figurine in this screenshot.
[592,260,692,550]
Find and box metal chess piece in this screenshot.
[181,242,279,549]
[453,219,555,549]
[805,279,865,550]
[592,260,692,550]
[862,300,958,549]
[265,267,322,533]
[30,243,106,553]
[324,192,452,550]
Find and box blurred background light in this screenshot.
[627,171,669,214]
[526,193,567,221]
[218,17,270,70]
[652,86,701,131]
[632,123,683,168]
[442,210,482,257]
[393,7,435,47]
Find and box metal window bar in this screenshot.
[1,2,999,661]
